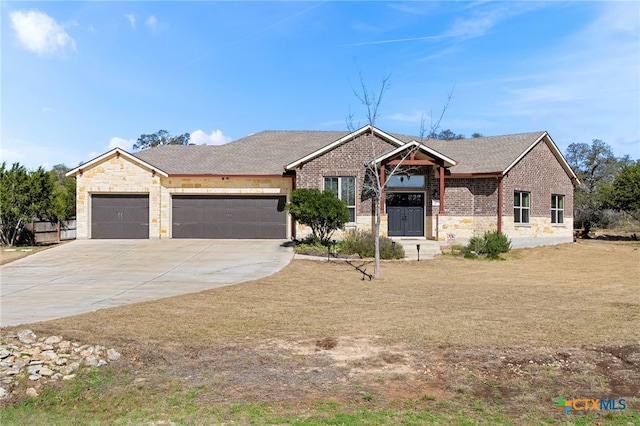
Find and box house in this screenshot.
[66,125,579,248]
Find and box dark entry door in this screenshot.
[91,194,149,239]
[386,193,424,237]
[172,196,286,239]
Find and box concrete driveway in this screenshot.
[1,239,293,326]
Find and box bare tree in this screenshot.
[347,70,452,278]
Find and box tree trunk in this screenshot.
[374,196,380,278]
[9,218,23,247]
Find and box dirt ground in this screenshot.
[2,239,639,421]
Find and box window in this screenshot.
[386,174,425,188]
[324,176,356,222]
[514,191,530,224]
[551,194,564,224]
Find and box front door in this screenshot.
[386,193,424,237]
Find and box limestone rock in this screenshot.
[44,336,62,345]
[17,330,37,344]
[1,331,121,397]
[40,367,54,377]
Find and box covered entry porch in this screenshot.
[373,140,456,240]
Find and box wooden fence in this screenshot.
[24,219,76,244]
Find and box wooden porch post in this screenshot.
[439,165,445,215]
[497,177,503,233]
[379,164,386,213]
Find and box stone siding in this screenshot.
[75,154,160,239]
[436,216,574,247]
[159,176,293,238]
[75,154,293,239]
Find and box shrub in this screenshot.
[484,230,511,258]
[466,230,511,259]
[338,230,405,260]
[467,234,487,255]
[285,188,350,245]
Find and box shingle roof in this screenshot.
[425,131,547,174]
[132,129,548,176]
[132,130,352,175]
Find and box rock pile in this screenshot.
[0,329,121,399]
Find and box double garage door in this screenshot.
[172,195,286,239]
[90,194,286,239]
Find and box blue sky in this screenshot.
[2,1,639,171]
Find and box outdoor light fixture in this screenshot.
[398,172,411,183]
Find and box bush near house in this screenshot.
[339,230,405,260]
[294,230,405,260]
[286,188,350,245]
[467,231,511,259]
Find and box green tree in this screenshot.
[48,164,76,220]
[286,188,350,245]
[0,163,56,246]
[607,161,640,221]
[133,129,191,150]
[429,129,465,140]
[565,140,622,235]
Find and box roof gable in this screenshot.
[285,125,407,170]
[504,132,580,184]
[371,140,457,168]
[65,148,169,177]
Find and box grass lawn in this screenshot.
[1,239,639,425]
[0,242,67,266]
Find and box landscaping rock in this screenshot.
[17,330,36,344]
[0,330,121,400]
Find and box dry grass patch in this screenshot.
[27,240,639,350]
[3,240,639,423]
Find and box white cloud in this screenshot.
[444,3,541,41]
[480,2,639,157]
[10,10,76,56]
[125,14,136,29]
[386,111,426,124]
[190,130,232,146]
[108,137,135,151]
[0,147,23,164]
[145,15,158,32]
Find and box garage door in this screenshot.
[172,196,286,239]
[91,194,149,239]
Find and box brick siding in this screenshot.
[295,132,397,215]
[502,140,574,218]
[440,178,498,216]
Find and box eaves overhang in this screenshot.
[284,125,408,170]
[65,148,169,178]
[369,140,457,168]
